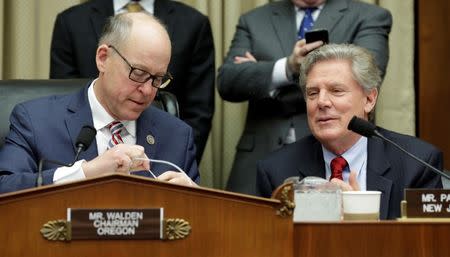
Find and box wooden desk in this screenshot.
[294,221,450,257]
[0,174,293,257]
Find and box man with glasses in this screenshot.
[50,0,215,164]
[0,13,198,194]
[107,45,173,89]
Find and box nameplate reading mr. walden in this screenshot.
[68,208,163,240]
[405,189,450,218]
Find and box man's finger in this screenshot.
[244,51,257,62]
[349,171,361,191]
[330,178,354,191]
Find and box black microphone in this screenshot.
[36,125,97,187]
[73,125,97,163]
[348,116,450,180]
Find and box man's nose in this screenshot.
[317,90,331,107]
[138,80,157,95]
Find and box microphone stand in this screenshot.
[36,145,85,187]
[373,130,450,180]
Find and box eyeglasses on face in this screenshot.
[108,45,172,89]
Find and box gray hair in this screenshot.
[299,44,382,94]
[98,13,167,48]
[99,13,133,48]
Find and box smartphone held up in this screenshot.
[305,29,329,44]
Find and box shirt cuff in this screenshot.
[272,57,290,86]
[53,160,86,184]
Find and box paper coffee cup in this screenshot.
[342,191,381,220]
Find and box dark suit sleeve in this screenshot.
[50,13,80,78]
[0,104,56,194]
[182,127,200,183]
[256,160,275,198]
[351,6,392,78]
[413,148,443,189]
[181,17,215,162]
[217,15,277,102]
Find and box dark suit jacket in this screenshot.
[256,129,443,219]
[0,84,199,194]
[50,0,215,162]
[218,0,392,195]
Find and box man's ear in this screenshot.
[96,44,109,73]
[364,88,378,114]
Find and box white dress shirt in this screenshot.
[53,80,137,183]
[322,136,368,191]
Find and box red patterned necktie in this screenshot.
[107,121,124,148]
[330,156,348,181]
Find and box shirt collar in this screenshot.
[88,79,136,138]
[113,0,155,14]
[294,3,325,13]
[322,136,368,177]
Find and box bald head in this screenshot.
[99,12,171,60]
[94,12,172,121]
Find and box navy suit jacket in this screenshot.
[218,0,392,195]
[50,0,215,162]
[257,129,443,219]
[0,84,199,194]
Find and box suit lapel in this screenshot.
[65,85,98,161]
[270,1,297,56]
[298,137,326,178]
[314,0,348,33]
[366,136,392,220]
[90,0,114,40]
[136,108,157,163]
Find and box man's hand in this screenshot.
[330,171,361,191]
[81,144,150,177]
[157,171,198,187]
[287,39,324,74]
[234,51,257,64]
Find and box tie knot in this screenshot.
[108,121,124,134]
[298,7,317,39]
[126,1,143,12]
[330,156,348,181]
[302,7,317,14]
[107,121,125,148]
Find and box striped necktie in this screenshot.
[107,121,125,149]
[298,8,317,39]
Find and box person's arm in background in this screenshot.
[49,13,80,78]
[217,15,278,102]
[218,13,322,103]
[181,16,215,163]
